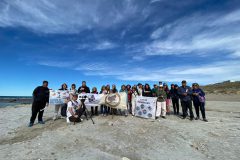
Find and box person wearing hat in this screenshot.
[155,84,167,119]
[178,80,194,120]
[170,84,180,115]
[67,93,84,123]
[192,83,208,122]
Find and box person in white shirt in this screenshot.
[131,86,138,116]
[67,93,84,123]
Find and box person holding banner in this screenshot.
[67,93,84,123]
[131,86,138,116]
[120,85,128,116]
[53,83,69,120]
[78,81,90,94]
[137,83,143,96]
[126,85,132,114]
[170,84,180,115]
[155,85,167,119]
[69,83,77,100]
[163,83,171,115]
[143,84,152,97]
[91,87,99,116]
[28,81,49,127]
[100,85,108,116]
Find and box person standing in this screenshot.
[28,81,49,127]
[53,83,69,120]
[69,84,77,100]
[111,84,118,93]
[131,86,138,116]
[155,85,167,119]
[91,87,99,116]
[119,85,128,116]
[126,85,132,114]
[111,84,118,115]
[100,85,108,116]
[143,83,152,97]
[170,84,180,115]
[137,83,143,96]
[163,83,171,114]
[78,81,90,94]
[192,83,208,122]
[106,84,111,114]
[178,80,194,120]
[152,84,158,97]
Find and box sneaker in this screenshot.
[162,116,166,119]
[195,117,199,120]
[28,123,33,127]
[182,116,186,119]
[38,121,45,124]
[203,118,208,122]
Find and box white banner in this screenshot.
[78,93,127,110]
[49,90,70,105]
[135,96,157,119]
[49,91,127,110]
[78,93,103,106]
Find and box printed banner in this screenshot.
[78,93,103,106]
[135,96,157,119]
[49,91,127,110]
[49,90,70,105]
[102,92,127,110]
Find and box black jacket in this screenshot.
[33,86,49,104]
[170,88,179,99]
[78,86,90,94]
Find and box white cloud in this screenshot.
[145,10,240,57]
[37,60,77,68]
[0,0,141,34]
[77,40,117,50]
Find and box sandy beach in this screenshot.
[0,94,240,160]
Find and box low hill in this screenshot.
[201,80,240,94]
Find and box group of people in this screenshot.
[28,80,208,127]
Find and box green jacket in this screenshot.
[155,89,167,102]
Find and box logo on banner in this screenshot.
[105,93,121,107]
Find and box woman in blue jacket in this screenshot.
[192,83,208,122]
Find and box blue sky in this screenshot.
[0,0,240,96]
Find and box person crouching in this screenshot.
[67,93,85,124]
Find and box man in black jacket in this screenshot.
[78,81,90,94]
[29,81,49,127]
[170,84,180,115]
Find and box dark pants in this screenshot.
[128,101,132,114]
[101,105,107,114]
[69,107,85,123]
[30,101,46,123]
[193,101,206,119]
[181,100,194,118]
[91,106,98,115]
[172,98,179,114]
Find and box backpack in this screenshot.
[61,103,67,117]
